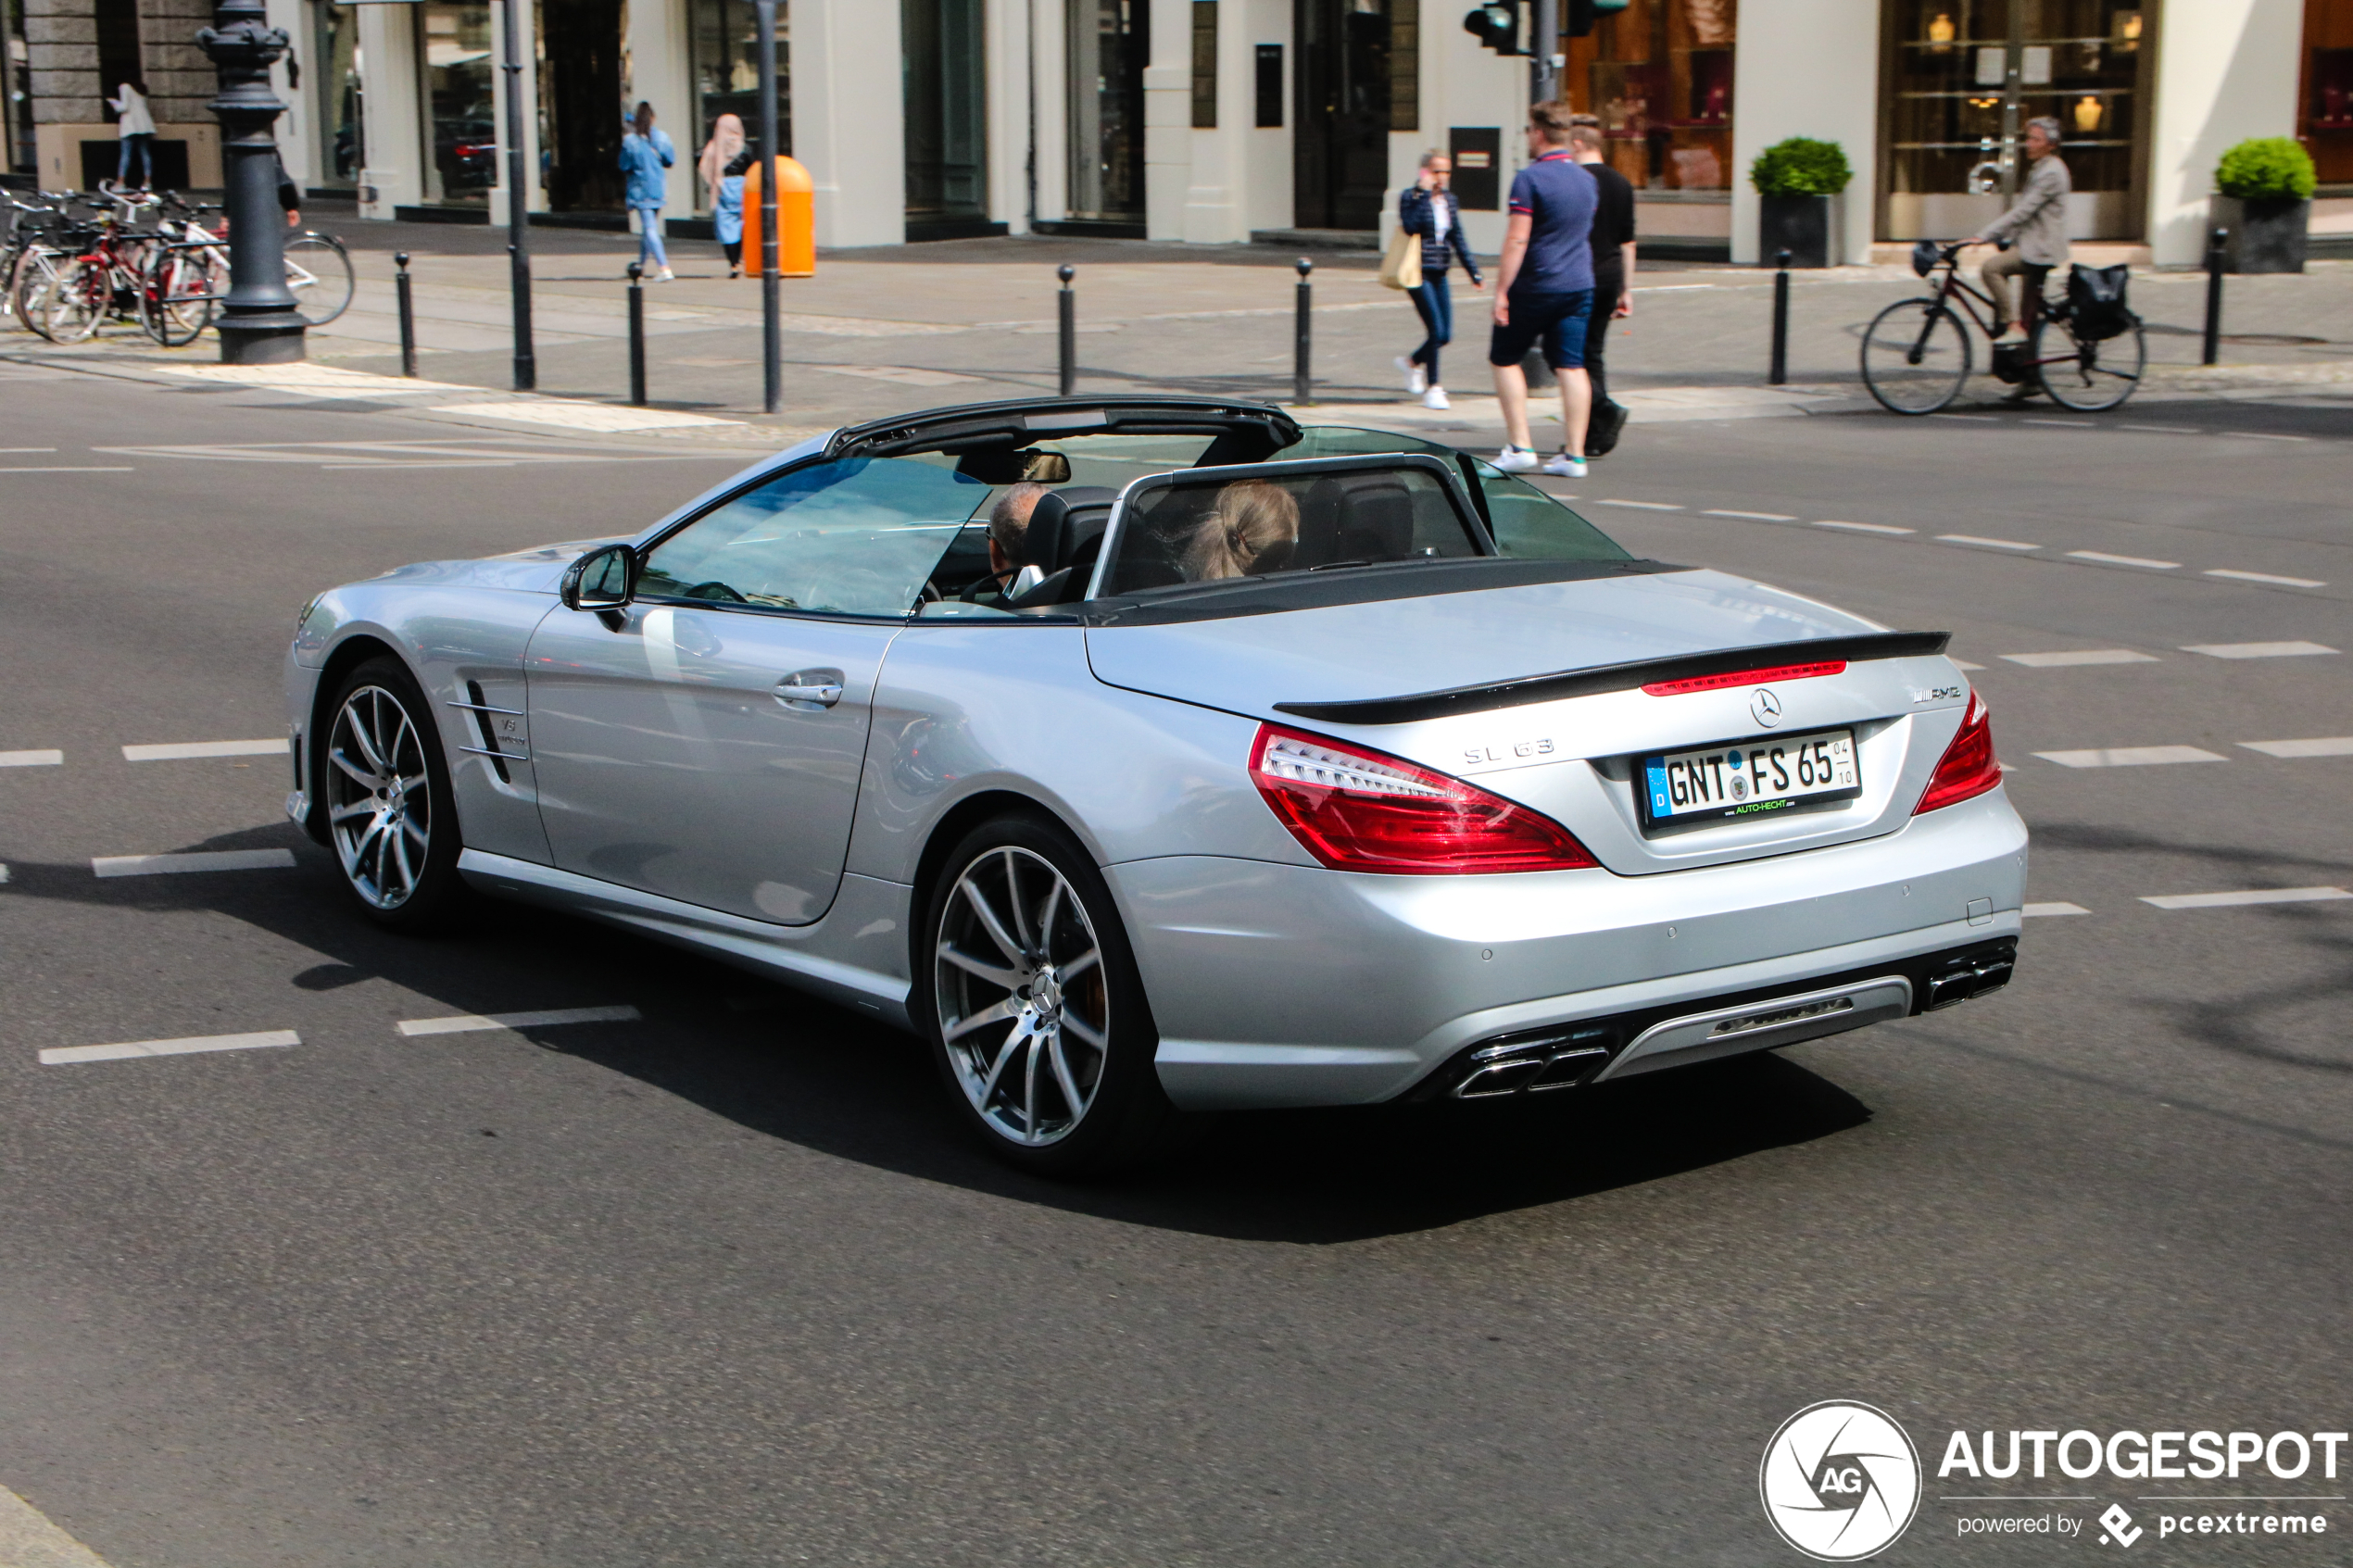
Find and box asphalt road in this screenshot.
[0,363,2348,1567]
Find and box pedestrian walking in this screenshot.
[620,102,677,282]
[109,80,155,191]
[698,112,747,278]
[1489,101,1596,478]
[1568,119,1635,457]
[1392,150,1484,411]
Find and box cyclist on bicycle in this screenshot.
[1962,117,2070,345]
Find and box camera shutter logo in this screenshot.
[1759,1401,1922,1561]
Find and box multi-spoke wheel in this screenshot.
[320,658,467,929]
[2032,313,2145,412]
[920,815,1171,1174]
[1860,295,1971,414]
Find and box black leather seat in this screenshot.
[1020,486,1119,574]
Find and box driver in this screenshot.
[963,481,1051,606]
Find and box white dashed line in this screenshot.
[1938,534,2039,552]
[2203,569,2325,588]
[2223,432,2308,443]
[0,447,60,453]
[2032,746,2228,768]
[0,1483,116,1565]
[2022,419,2095,429]
[92,848,297,877]
[1931,413,1999,422]
[396,1005,641,1036]
[2067,550,2180,571]
[0,749,63,767]
[1702,508,1796,521]
[1950,659,1985,671]
[2179,641,2336,660]
[2140,887,2350,910]
[2240,736,2353,758]
[1999,649,2159,668]
[1593,498,1684,511]
[0,466,135,473]
[41,1029,300,1065]
[1814,520,1913,534]
[122,738,290,761]
[2022,902,2091,918]
[2120,423,2201,435]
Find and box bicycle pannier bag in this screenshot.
[2067,262,2133,341]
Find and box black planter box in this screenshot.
[1758,194,1833,268]
[2211,195,2309,273]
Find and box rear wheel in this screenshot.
[142,245,217,345]
[321,658,469,931]
[35,256,103,344]
[1860,296,1971,415]
[2032,313,2145,412]
[284,232,355,324]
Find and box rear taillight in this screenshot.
[1250,723,1600,874]
[1912,691,2002,815]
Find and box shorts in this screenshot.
[1488,288,1593,370]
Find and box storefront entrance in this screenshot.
[905,0,991,237]
[538,0,625,212]
[1066,0,1147,229]
[1291,0,1413,231]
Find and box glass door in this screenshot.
[1067,0,1147,225]
[310,0,364,189]
[691,0,786,209]
[418,0,495,207]
[905,0,988,230]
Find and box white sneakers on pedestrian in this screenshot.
[1396,356,1428,395]
[1542,452,1589,478]
[1421,386,1451,410]
[657,267,676,282]
[1492,445,1541,472]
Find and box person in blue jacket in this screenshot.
[620,102,677,281]
[1393,150,1484,411]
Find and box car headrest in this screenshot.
[1022,485,1119,574]
[1288,477,1349,570]
[1337,476,1414,561]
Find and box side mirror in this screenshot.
[560,544,635,611]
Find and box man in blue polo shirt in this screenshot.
[1490,100,1596,478]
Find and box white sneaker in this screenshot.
[657,267,676,282]
[1492,445,1541,472]
[1542,452,1589,478]
[1396,356,1428,395]
[1421,386,1451,410]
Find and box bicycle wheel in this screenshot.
[284,232,355,324]
[11,250,66,340]
[2032,314,2145,412]
[142,245,217,346]
[38,256,104,343]
[1861,296,1972,415]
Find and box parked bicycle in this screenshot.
[1860,240,2145,415]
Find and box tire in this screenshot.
[914,812,1174,1176]
[2033,313,2145,412]
[319,657,470,931]
[284,232,355,324]
[141,245,216,346]
[1860,295,1971,415]
[35,256,102,344]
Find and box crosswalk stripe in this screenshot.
[2178,642,2337,660]
[2239,736,2353,759]
[41,1030,300,1065]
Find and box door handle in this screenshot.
[774,669,846,710]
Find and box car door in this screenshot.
[524,453,989,924]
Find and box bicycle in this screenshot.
[1859,241,2146,415]
[133,199,356,340]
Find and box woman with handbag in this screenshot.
[1390,150,1484,411]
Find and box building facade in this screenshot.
[0,0,2319,266]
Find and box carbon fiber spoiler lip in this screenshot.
[1271,631,1954,726]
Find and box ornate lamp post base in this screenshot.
[198,0,304,365]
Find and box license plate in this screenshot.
[1641,728,1860,826]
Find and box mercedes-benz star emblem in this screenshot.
[1752,687,1784,728]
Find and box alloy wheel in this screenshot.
[325,684,434,909]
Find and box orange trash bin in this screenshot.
[739,156,816,278]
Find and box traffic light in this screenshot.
[1566,0,1629,36]
[1463,0,1525,55]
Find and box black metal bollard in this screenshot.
[1057,264,1076,396]
[2202,226,2227,367]
[394,251,417,378]
[1768,248,1792,385]
[1294,257,1314,405]
[626,262,647,407]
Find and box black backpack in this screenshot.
[2066,263,2134,341]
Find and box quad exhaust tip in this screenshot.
[1453,1026,1615,1099]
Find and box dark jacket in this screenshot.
[1398,186,1481,282]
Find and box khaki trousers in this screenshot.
[1981,249,2052,332]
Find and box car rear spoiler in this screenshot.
[1272,631,1954,726]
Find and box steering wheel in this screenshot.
[683,581,748,603]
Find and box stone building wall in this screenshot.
[139,0,216,125]
[25,0,100,123]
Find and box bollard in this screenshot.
[2202,226,2227,367]
[1768,247,1791,386]
[1294,257,1314,405]
[1057,264,1076,396]
[394,251,417,378]
[626,262,647,407]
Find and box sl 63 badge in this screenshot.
[1463,737,1557,766]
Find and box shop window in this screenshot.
[310,0,363,189]
[1069,0,1148,222]
[1192,2,1217,128]
[418,0,494,207]
[2299,0,2353,183]
[691,0,788,208]
[906,0,988,226]
[1564,0,1734,191]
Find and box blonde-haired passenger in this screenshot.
[1182,480,1300,581]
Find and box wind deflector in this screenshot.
[829,395,1302,460]
[1273,632,1954,726]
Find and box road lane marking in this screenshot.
[397,1005,641,1036]
[92,848,297,877]
[2067,550,2180,570]
[1702,508,1796,521]
[2179,641,2337,659]
[1592,498,1684,510]
[0,446,60,453]
[1937,534,2039,551]
[2022,419,2095,429]
[1812,520,1912,534]
[41,1029,300,1065]
[2240,736,2353,758]
[2120,423,2202,434]
[1999,649,2159,667]
[2224,431,2309,442]
[0,466,134,473]
[2204,569,2326,588]
[0,749,63,767]
[121,738,289,761]
[2023,902,2090,918]
[2032,746,2228,768]
[2140,887,2350,910]
[0,1484,118,1565]
[1951,659,1985,670]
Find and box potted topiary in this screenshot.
[2212,137,2317,273]
[1750,137,1853,268]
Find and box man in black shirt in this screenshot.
[1569,119,1635,456]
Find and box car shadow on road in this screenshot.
[5,829,1874,1244]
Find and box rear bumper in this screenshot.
[1109,789,2026,1110]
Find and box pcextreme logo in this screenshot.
[1760,1401,1924,1561]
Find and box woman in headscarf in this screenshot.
[698,112,748,277]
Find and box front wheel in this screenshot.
[36,256,104,344]
[142,246,217,345]
[321,657,469,930]
[1860,296,1971,415]
[916,814,1173,1176]
[284,232,355,324]
[2032,314,2145,412]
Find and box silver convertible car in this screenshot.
[285,396,2024,1173]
